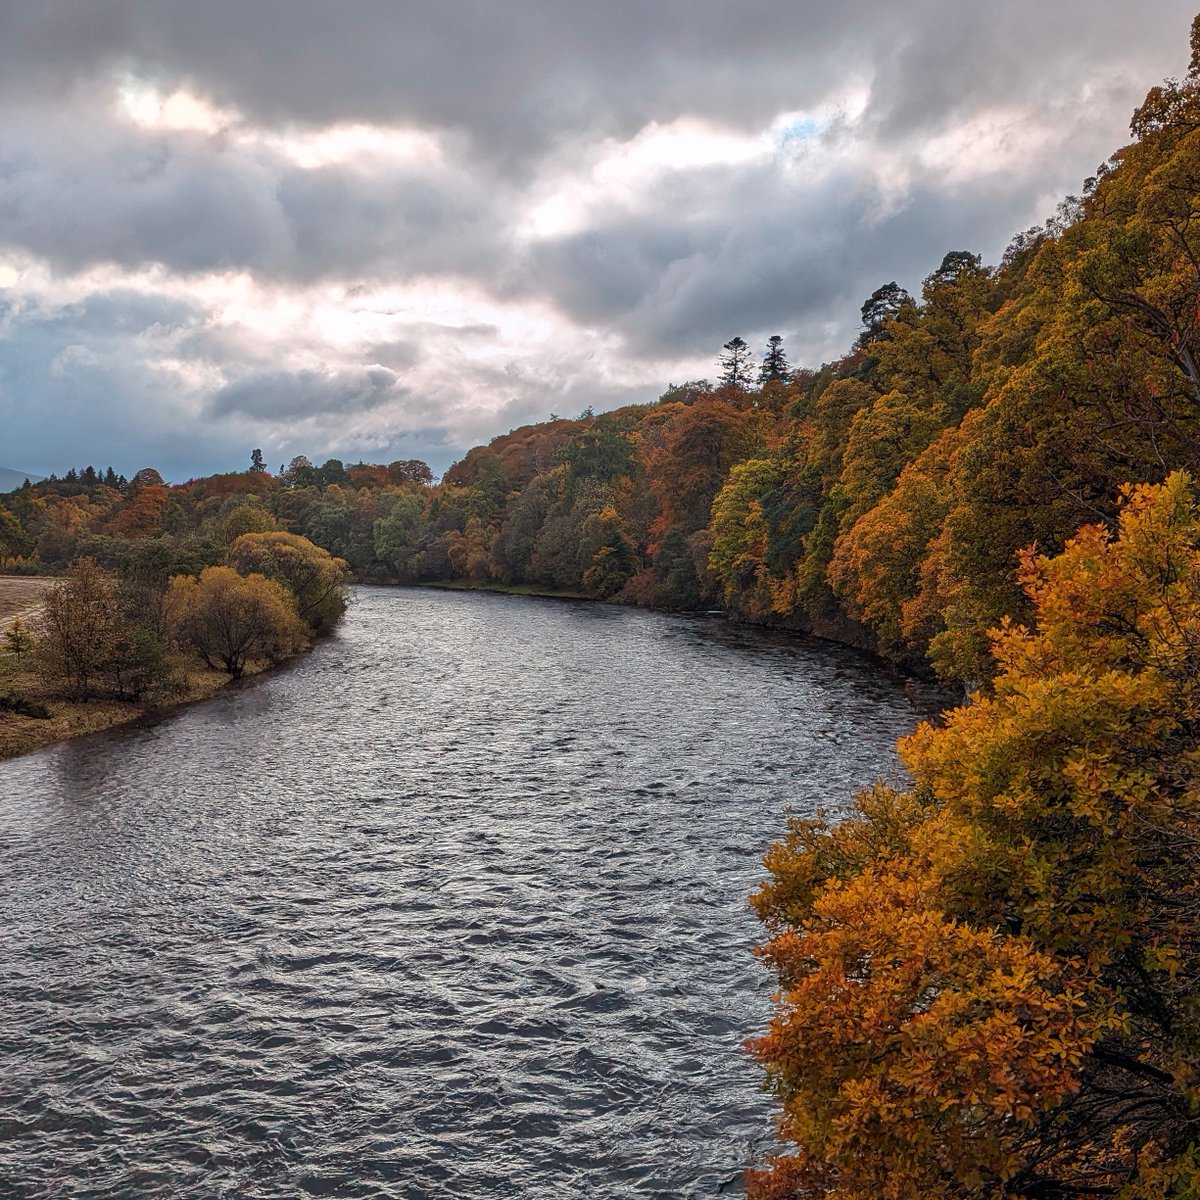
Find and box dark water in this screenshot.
[0,588,932,1199]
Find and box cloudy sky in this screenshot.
[0,2,1195,480]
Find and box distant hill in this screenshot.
[0,467,43,492]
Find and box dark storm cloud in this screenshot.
[0,1,1189,162]
[0,0,1197,475]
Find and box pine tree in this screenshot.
[758,335,790,384]
[718,336,753,389]
[856,281,913,347]
[250,448,267,473]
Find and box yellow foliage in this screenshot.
[752,473,1200,1198]
[166,566,306,677]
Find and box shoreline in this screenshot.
[0,644,317,765]
[1,579,956,765]
[411,579,590,601]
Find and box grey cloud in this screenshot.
[0,112,505,283]
[0,2,1192,165]
[2,2,1199,478]
[516,142,1080,365]
[209,365,403,420]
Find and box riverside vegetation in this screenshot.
[0,530,347,760]
[6,14,1200,1199]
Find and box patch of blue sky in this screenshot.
[776,115,822,146]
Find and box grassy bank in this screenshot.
[0,653,303,764]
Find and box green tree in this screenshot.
[222,504,277,544]
[758,335,790,385]
[719,336,754,390]
[373,493,429,581]
[4,616,32,661]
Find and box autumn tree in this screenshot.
[386,459,435,487]
[129,467,166,491]
[751,472,1200,1199]
[709,457,786,617]
[166,566,305,676]
[0,505,30,561]
[580,505,638,598]
[36,558,168,699]
[225,531,349,631]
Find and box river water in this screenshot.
[0,587,931,1199]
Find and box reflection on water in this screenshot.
[0,588,931,1198]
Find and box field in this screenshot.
[0,576,50,625]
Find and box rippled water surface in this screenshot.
[0,588,933,1198]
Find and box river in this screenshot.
[0,587,933,1198]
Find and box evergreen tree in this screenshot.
[718,336,753,389]
[249,448,267,474]
[758,335,790,384]
[856,281,913,347]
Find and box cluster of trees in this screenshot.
[750,473,1200,1198]
[745,23,1200,1198]
[18,530,346,704]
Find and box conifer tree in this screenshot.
[719,336,753,389]
[758,335,790,384]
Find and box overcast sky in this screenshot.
[0,1,1195,480]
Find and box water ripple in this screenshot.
[0,588,929,1198]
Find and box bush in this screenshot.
[0,691,51,719]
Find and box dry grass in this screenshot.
[0,576,51,624]
[0,653,287,763]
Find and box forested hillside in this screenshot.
[7,28,1200,689]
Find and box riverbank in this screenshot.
[0,647,314,764]
[414,579,590,600]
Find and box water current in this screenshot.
[0,587,937,1198]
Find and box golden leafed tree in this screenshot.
[751,472,1200,1199]
[225,531,349,632]
[166,566,306,677]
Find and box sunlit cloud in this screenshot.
[0,1,1194,479]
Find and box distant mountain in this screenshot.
[0,467,43,492]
